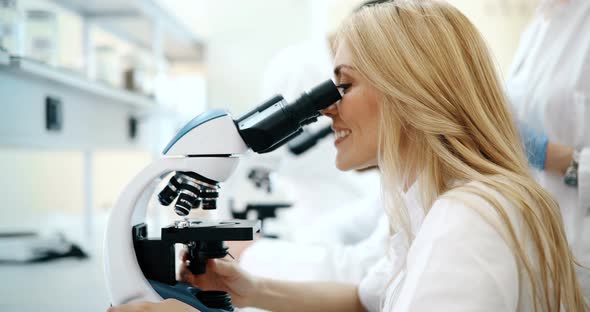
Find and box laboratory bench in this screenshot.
[0,212,110,312]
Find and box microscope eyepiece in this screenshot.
[287,80,343,125]
[237,79,341,153]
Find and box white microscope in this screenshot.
[103,80,341,311]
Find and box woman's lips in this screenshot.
[334,129,351,145]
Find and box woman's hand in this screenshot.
[224,239,256,261]
[179,252,258,307]
[107,299,199,312]
[545,142,574,175]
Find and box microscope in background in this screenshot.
[226,151,291,239]
[287,124,333,156]
[228,124,334,238]
[103,80,341,312]
[229,169,292,239]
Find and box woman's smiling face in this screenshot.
[321,40,382,171]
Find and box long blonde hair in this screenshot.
[337,1,586,310]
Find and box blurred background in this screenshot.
[0,0,540,311]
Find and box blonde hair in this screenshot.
[337,1,586,310]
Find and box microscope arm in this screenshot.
[104,157,241,306]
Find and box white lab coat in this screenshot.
[359,180,538,312]
[505,0,590,254]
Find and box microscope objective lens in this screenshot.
[158,173,183,206]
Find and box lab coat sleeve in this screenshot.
[577,148,590,224]
[389,197,520,312]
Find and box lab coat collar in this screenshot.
[400,178,468,238]
[400,180,426,238]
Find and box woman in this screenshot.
[505,0,590,254]
[110,1,586,311]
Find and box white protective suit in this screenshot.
[505,0,590,254]
[240,196,386,284]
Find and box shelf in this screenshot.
[50,0,204,62]
[6,56,156,108]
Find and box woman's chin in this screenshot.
[335,157,364,172]
[336,158,377,172]
[335,158,352,171]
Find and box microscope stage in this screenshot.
[161,219,260,242]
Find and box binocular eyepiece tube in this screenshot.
[237,79,341,153]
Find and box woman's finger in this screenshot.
[107,302,151,312]
[211,258,238,278]
[161,299,201,311]
[180,249,188,262]
[107,300,199,312]
[179,267,194,284]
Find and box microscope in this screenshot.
[228,124,334,238]
[104,80,341,311]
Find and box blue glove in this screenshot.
[516,121,548,171]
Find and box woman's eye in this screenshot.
[337,83,352,95]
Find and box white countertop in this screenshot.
[0,213,110,312]
[0,253,109,311]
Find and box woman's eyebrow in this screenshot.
[334,64,355,78]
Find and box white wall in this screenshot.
[0,149,83,220]
[0,148,151,226]
[448,0,537,74]
[161,0,537,114]
[203,0,312,114]
[320,0,536,74]
[158,0,313,114]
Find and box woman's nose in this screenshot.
[320,102,339,117]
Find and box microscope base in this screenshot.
[149,280,233,312]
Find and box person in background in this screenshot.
[505,0,590,254]
[110,1,587,311]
